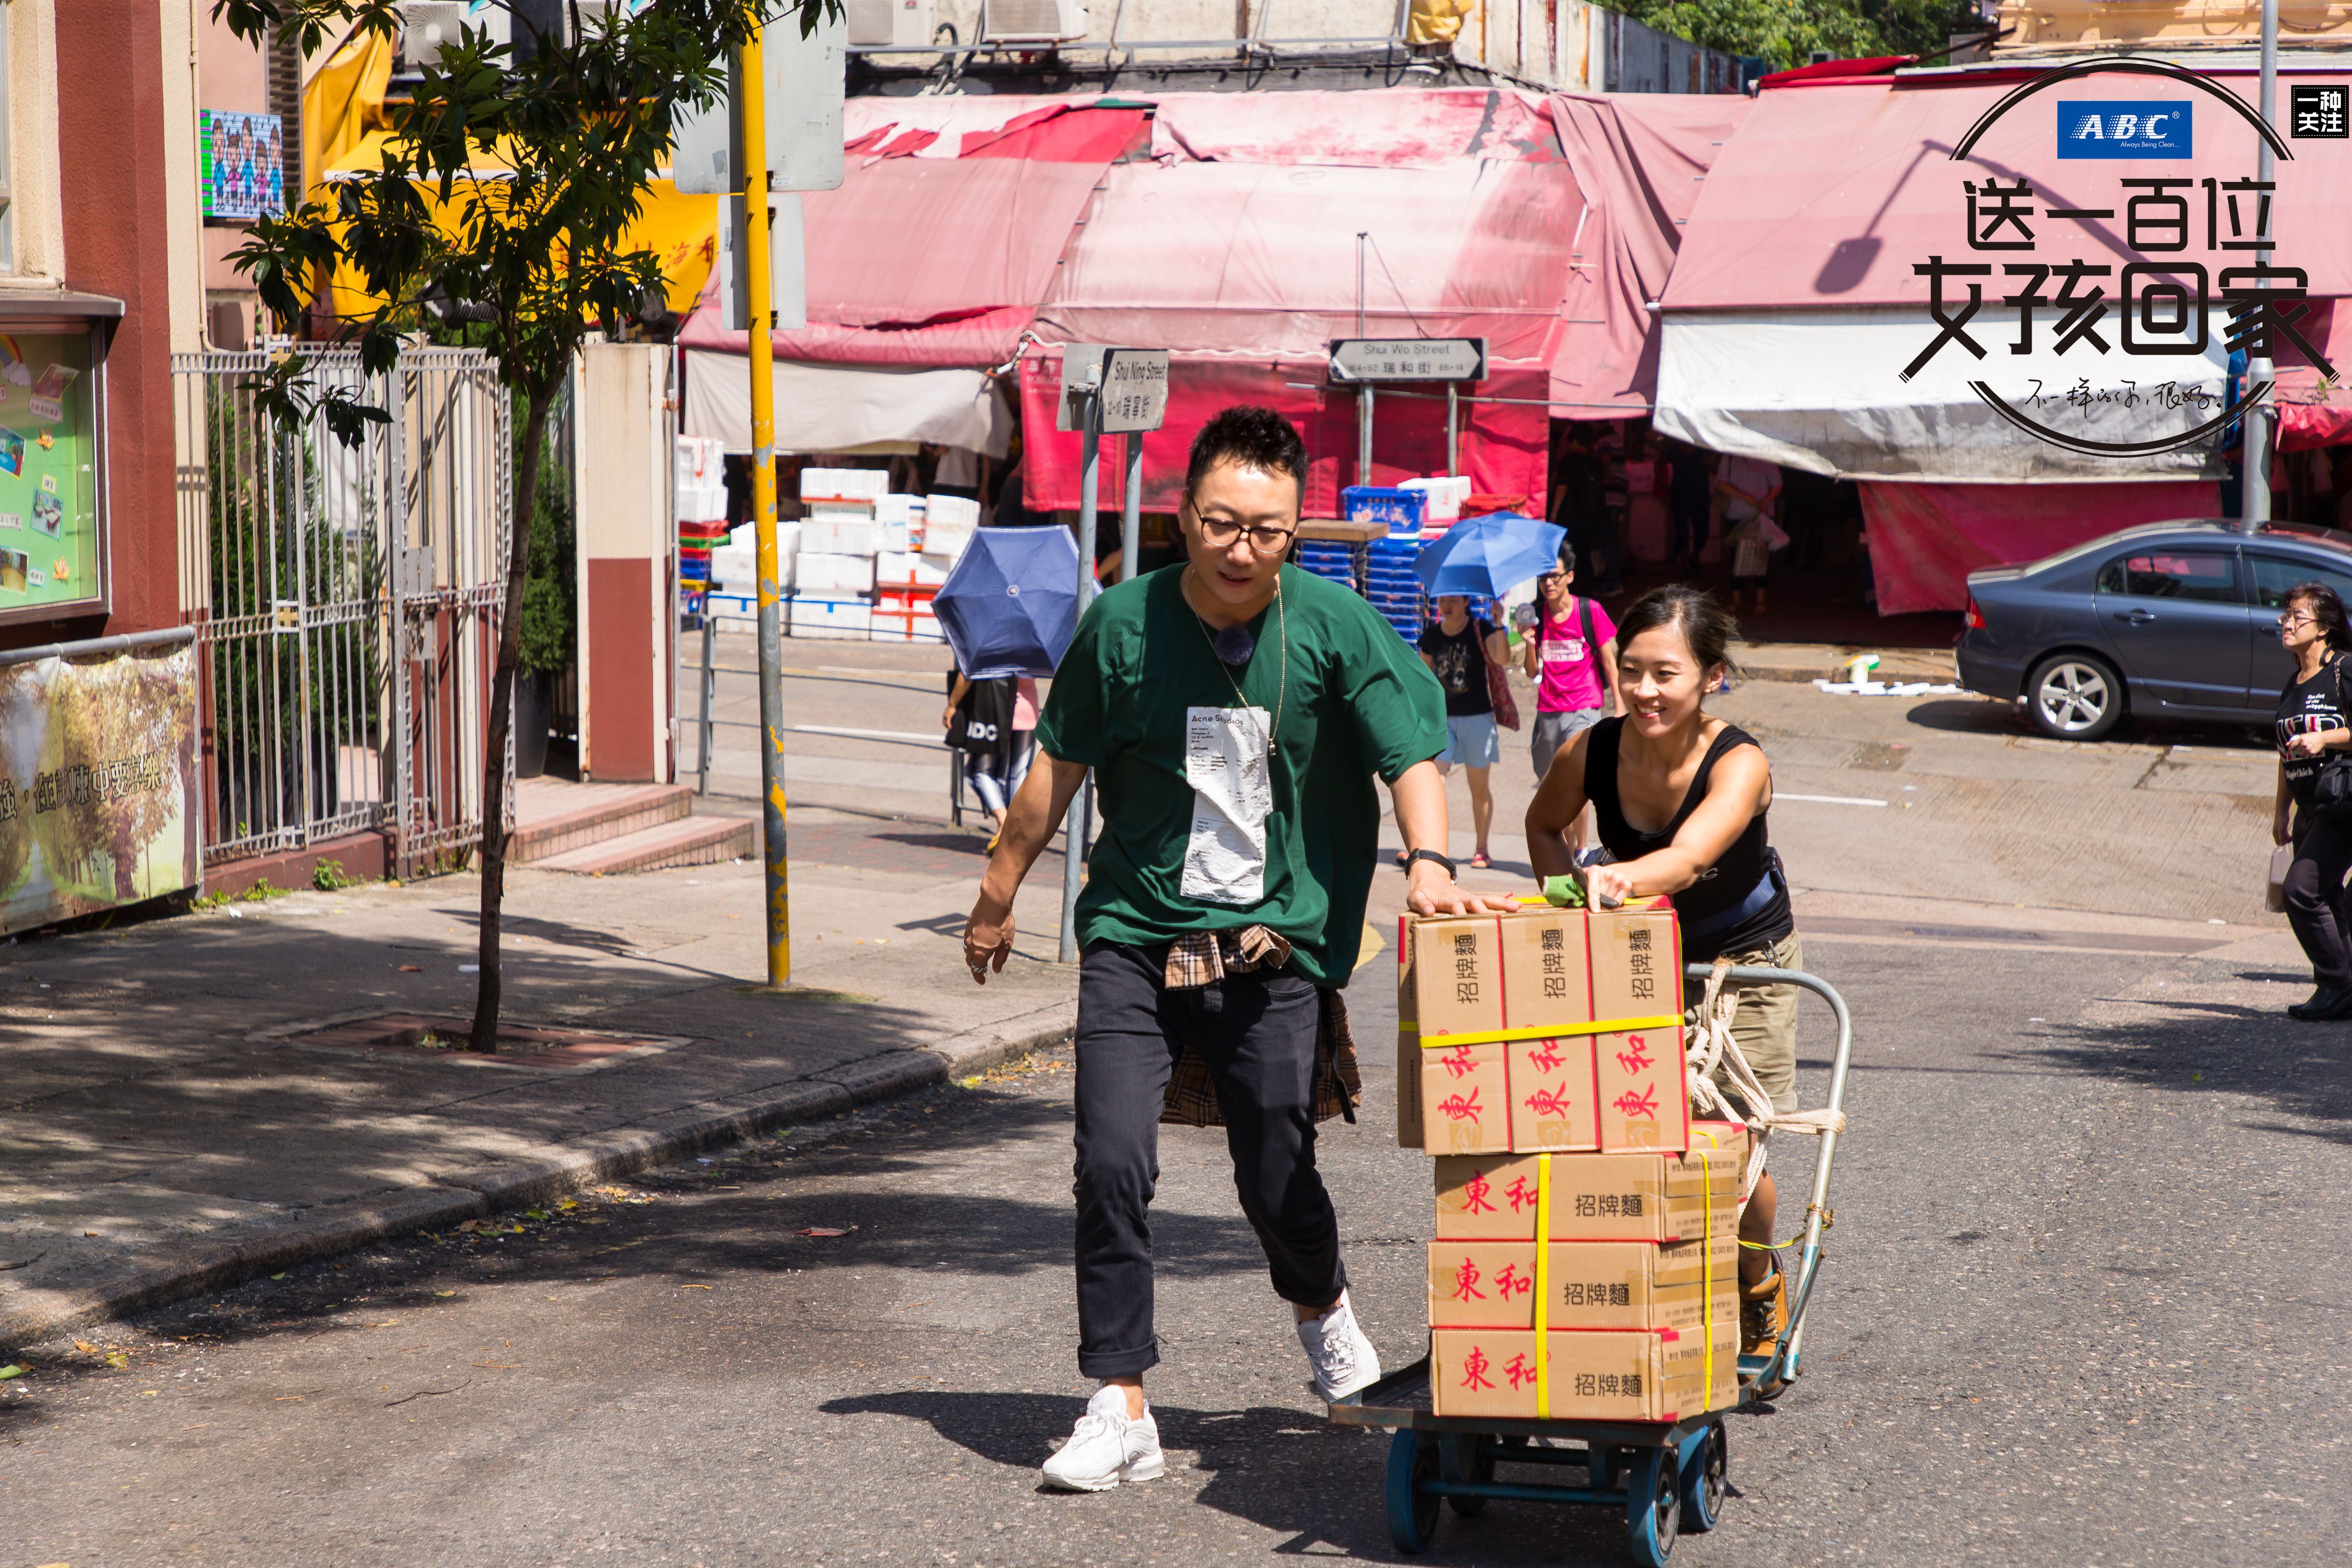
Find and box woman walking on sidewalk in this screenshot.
[2271,582,2352,1020]
[1410,594,1509,869]
[1521,585,1800,1361]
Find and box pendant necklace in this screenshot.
[1185,565,1287,756]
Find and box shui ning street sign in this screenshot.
[1328,337,1489,384]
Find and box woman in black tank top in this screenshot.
[1522,586,1802,1357]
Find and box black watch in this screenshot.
[1404,848,1457,881]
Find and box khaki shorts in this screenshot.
[1714,933,1803,1117]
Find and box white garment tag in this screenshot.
[1180,705,1271,905]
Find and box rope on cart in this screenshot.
[1738,1203,1835,1250]
[1685,957,1850,1201]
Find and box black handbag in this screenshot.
[2311,657,2352,818]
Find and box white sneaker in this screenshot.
[1040,1384,1166,1493]
[1297,1289,1382,1402]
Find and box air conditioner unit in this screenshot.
[980,0,1088,45]
[847,0,937,49]
[395,2,507,71]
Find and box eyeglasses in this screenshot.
[1539,572,1569,586]
[2280,612,2317,629]
[1194,514,1298,555]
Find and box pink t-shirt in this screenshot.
[1013,676,1039,731]
[1536,599,1616,713]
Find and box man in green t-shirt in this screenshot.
[961,406,1513,1494]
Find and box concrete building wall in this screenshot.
[892,0,1741,91]
[2,0,67,289]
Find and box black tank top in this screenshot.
[1582,716,1794,963]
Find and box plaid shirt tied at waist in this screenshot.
[1157,926,1363,1129]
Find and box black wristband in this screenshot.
[1404,848,1457,881]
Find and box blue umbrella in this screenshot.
[1412,511,1568,601]
[933,526,1084,678]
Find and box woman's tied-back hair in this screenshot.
[1185,406,1309,507]
[1616,585,1741,676]
[2286,581,2352,653]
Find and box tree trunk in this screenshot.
[470,380,557,1052]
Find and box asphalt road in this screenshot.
[8,915,2349,1567]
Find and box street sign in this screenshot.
[1098,349,1171,434]
[672,12,847,196]
[717,194,807,333]
[1328,337,1488,383]
[1057,346,1107,432]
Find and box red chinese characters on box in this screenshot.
[1505,1035,1598,1152]
[1419,1041,1510,1154]
[1593,1025,1690,1153]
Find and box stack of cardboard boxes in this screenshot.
[1398,901,1748,1422]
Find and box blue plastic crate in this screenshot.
[1342,486,1428,538]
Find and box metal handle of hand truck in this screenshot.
[1683,961,1852,1380]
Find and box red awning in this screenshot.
[1666,72,2352,313]
[1861,477,2221,614]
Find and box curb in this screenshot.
[0,1003,1077,1352]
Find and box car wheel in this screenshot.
[2025,652,2125,741]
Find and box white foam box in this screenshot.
[788,596,872,638]
[676,482,730,524]
[796,551,875,594]
[802,519,877,556]
[876,550,947,588]
[869,608,945,645]
[675,435,725,492]
[710,543,756,591]
[799,467,889,504]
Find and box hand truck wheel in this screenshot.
[1676,1421,1726,1533]
[1439,1432,1494,1515]
[1625,1444,1680,1566]
[1384,1428,1441,1554]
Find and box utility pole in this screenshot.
[742,20,791,985]
[1058,365,1102,964]
[2242,0,2278,529]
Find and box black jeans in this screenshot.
[2288,810,2352,990]
[1071,941,1346,1380]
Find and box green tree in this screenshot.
[1607,0,1979,69]
[214,0,824,1049]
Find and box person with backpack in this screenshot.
[2273,580,2352,1019]
[1522,543,1622,783]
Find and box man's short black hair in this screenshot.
[1184,406,1308,507]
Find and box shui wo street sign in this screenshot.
[1328,337,1488,383]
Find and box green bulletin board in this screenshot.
[0,331,98,621]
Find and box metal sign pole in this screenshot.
[1059,382,1103,964]
[1446,382,1459,475]
[742,22,793,988]
[1122,430,1143,583]
[2244,0,2278,527]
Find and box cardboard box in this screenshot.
[1416,1034,1602,1154]
[1397,1030,1423,1150]
[1594,1025,1689,1153]
[1418,1041,1511,1155]
[1434,1151,1739,1242]
[1687,1119,1751,1177]
[1430,1323,1739,1421]
[1495,905,1594,1033]
[1400,915,1505,1039]
[1429,1238,1739,1332]
[1588,902,1682,1023]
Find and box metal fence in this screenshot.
[172,347,513,879]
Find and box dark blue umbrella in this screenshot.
[1412,511,1567,601]
[933,526,1084,677]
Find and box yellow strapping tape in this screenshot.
[1534,1152,1551,1421]
[1403,1015,1685,1048]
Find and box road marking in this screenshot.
[791,725,944,748]
[1355,921,1385,971]
[1776,793,1887,807]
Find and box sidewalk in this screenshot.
[0,807,1078,1350]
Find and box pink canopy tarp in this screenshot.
[1860,477,2223,615]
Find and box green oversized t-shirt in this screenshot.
[1034,563,1448,985]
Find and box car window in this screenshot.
[2094,551,2239,603]
[2247,553,2352,611]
